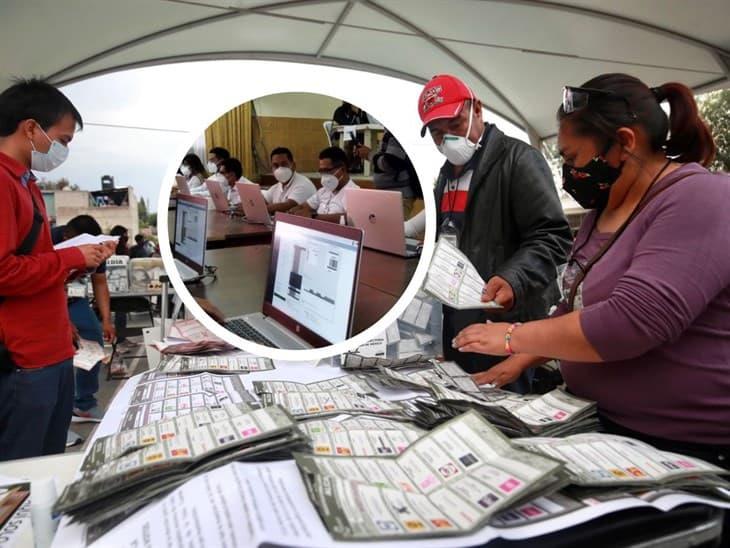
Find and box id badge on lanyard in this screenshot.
[440,218,460,248]
[558,260,585,311]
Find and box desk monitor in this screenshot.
[263,213,364,347]
[173,194,208,277]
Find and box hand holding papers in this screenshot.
[73,338,105,371]
[425,237,502,310]
[152,319,234,354]
[53,233,118,251]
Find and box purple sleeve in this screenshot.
[580,176,730,361]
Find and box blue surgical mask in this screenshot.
[30,125,69,172]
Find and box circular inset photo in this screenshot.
[163,92,427,351]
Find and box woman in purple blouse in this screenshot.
[453,73,729,467]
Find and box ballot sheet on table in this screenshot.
[295,411,566,541]
[155,351,274,374]
[424,237,502,310]
[119,371,256,431]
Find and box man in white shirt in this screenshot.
[206,146,229,185]
[291,146,359,224]
[262,147,315,214]
[218,157,247,206]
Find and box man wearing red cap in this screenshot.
[419,74,571,392]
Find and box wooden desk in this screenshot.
[188,246,417,340]
[206,211,272,249]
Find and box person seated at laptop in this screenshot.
[291,146,359,223]
[262,147,316,214]
[218,157,255,207]
[207,146,230,184]
[179,153,209,193]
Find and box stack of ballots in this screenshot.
[53,405,307,541]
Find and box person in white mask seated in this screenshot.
[206,146,230,185]
[179,153,209,193]
[290,147,359,224]
[262,147,316,214]
[218,157,246,206]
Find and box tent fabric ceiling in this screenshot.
[1,0,728,140]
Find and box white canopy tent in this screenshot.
[1,0,729,146]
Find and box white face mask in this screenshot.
[180,165,191,177]
[30,126,69,172]
[320,173,339,192]
[206,161,218,173]
[436,102,479,166]
[273,166,293,184]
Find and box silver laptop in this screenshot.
[205,179,232,212]
[225,213,365,349]
[346,188,421,257]
[175,174,191,195]
[173,194,208,281]
[236,182,272,226]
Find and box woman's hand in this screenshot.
[453,322,510,356]
[472,356,530,388]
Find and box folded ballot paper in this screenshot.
[53,233,118,251]
[73,338,106,371]
[295,410,567,541]
[154,350,274,374]
[53,406,308,537]
[152,319,235,355]
[408,384,600,437]
[424,237,502,310]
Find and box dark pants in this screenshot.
[68,298,103,411]
[114,310,127,344]
[0,359,74,461]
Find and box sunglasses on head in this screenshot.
[562,86,637,120]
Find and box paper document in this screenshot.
[73,338,105,371]
[424,237,502,309]
[155,351,274,374]
[54,233,118,250]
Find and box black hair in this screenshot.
[558,73,716,167]
[208,147,230,160]
[182,153,207,177]
[219,157,243,179]
[270,147,294,162]
[319,146,348,168]
[0,78,83,136]
[134,234,145,244]
[110,225,127,237]
[67,214,102,237]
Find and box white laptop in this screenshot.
[236,182,272,226]
[346,188,421,257]
[175,174,191,195]
[205,178,232,212]
[173,194,208,281]
[224,213,364,349]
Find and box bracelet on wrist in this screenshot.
[504,322,522,355]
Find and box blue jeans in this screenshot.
[0,359,74,460]
[68,298,104,411]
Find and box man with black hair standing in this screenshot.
[0,79,114,459]
[52,215,114,424]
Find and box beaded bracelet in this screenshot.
[504,322,522,355]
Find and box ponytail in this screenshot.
[653,82,716,167]
[558,73,717,168]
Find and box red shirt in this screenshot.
[0,152,86,368]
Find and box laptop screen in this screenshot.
[173,194,208,275]
[263,213,364,347]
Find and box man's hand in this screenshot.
[102,240,118,256]
[472,356,529,388]
[482,276,515,311]
[290,204,313,218]
[452,321,511,356]
[77,244,107,269]
[355,144,371,160]
[71,323,80,347]
[102,319,116,343]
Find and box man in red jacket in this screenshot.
[0,79,115,460]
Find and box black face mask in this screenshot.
[562,153,624,210]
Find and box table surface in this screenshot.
[206,210,273,248]
[189,245,418,339]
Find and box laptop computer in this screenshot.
[175,174,191,195]
[224,213,365,349]
[236,182,272,226]
[346,188,421,257]
[205,178,232,212]
[172,194,208,281]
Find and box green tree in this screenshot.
[138,197,149,227]
[698,89,730,172]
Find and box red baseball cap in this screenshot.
[418,74,475,136]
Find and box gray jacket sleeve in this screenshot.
[495,146,572,306]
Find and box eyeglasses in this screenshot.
[318,165,342,175]
[562,86,637,120]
